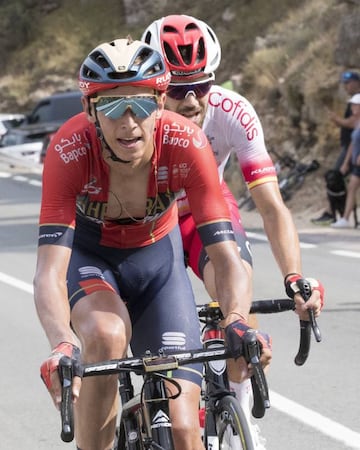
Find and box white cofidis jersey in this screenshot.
[177,85,277,217]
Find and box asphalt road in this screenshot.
[0,159,359,450]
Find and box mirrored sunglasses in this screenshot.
[167,81,213,100]
[91,95,159,119]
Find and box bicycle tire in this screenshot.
[215,395,255,450]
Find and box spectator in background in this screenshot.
[331,93,360,228]
[312,70,360,225]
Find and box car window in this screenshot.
[27,94,82,124]
[1,133,24,146]
[28,100,52,124]
[51,97,83,121]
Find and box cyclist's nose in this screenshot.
[115,108,138,130]
[181,92,200,106]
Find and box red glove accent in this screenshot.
[306,278,325,309]
[40,342,80,390]
[225,319,272,359]
[285,274,324,309]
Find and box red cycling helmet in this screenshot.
[78,38,171,96]
[141,15,221,82]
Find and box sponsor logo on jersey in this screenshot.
[161,331,186,348]
[192,129,208,149]
[54,132,89,164]
[78,266,104,278]
[81,177,102,195]
[163,134,190,148]
[38,231,63,240]
[250,166,275,176]
[158,166,169,182]
[209,91,260,141]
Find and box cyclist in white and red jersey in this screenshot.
[34,38,272,450]
[142,15,324,447]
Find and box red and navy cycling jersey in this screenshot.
[39,110,234,249]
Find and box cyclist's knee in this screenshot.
[82,322,128,360]
[171,421,203,450]
[72,292,131,360]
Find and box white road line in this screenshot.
[0,272,33,294]
[13,175,29,182]
[331,250,360,259]
[29,179,42,187]
[0,171,11,178]
[270,390,360,449]
[1,270,360,448]
[247,231,317,249]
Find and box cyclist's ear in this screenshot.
[82,96,95,122]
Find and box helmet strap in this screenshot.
[94,112,131,164]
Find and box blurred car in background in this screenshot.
[0,90,83,165]
[0,113,25,138]
[0,123,60,163]
[22,90,82,127]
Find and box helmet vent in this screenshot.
[91,51,111,69]
[81,65,101,80]
[178,45,194,65]
[163,41,180,66]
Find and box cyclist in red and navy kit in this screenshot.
[34,38,272,450]
[142,15,324,448]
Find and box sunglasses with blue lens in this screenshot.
[167,80,213,100]
[91,95,159,119]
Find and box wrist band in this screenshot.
[284,272,301,283]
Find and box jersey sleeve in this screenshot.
[38,114,90,247]
[206,87,278,189]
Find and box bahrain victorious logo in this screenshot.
[192,129,208,149]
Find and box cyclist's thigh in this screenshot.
[67,244,121,309]
[130,225,203,387]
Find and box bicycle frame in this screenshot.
[118,368,175,450]
[59,297,322,447]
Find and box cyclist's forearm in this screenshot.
[34,280,75,348]
[253,184,302,277]
[263,207,302,277]
[206,241,252,324]
[34,245,75,348]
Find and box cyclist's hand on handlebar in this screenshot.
[285,274,324,319]
[224,319,272,375]
[40,342,82,409]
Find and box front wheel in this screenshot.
[215,396,255,450]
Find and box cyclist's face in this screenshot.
[87,86,165,164]
[165,79,211,127]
